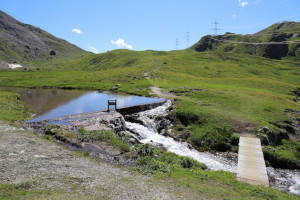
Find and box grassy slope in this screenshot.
[1,49,299,168]
[2,49,299,125]
[190,21,300,59]
[0,91,31,122]
[0,49,300,198]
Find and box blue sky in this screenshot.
[1,0,299,53]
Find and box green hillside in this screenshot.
[190,21,300,60]
[1,8,300,199]
[1,49,299,169]
[0,10,90,63]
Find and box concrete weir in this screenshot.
[26,100,167,125]
[237,137,269,187]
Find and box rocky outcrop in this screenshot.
[258,126,289,145]
[264,34,289,59]
[190,21,300,60]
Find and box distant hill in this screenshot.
[190,21,300,60]
[0,10,90,62]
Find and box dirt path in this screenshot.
[0,122,199,199]
[144,66,177,100]
[150,87,177,100]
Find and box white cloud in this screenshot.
[88,46,98,54]
[72,28,82,34]
[238,0,248,8]
[110,38,133,50]
[232,14,238,20]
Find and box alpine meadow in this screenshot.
[0,3,300,200]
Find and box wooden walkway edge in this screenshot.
[237,137,269,187]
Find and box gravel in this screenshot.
[0,122,199,199]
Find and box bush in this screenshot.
[135,143,160,157]
[44,125,60,135]
[189,126,233,152]
[134,144,207,174]
[159,151,207,170]
[78,128,130,152]
[135,156,170,174]
[175,110,199,126]
[230,133,240,146]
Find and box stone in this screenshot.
[50,50,56,55]
[261,135,269,145]
[258,126,289,145]
[258,126,270,133]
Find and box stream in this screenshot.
[125,100,300,196]
[4,87,298,196]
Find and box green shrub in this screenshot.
[135,156,170,174]
[175,110,199,126]
[78,129,130,152]
[134,144,207,174]
[135,143,160,156]
[44,125,60,135]
[159,151,207,170]
[230,133,240,146]
[189,126,233,152]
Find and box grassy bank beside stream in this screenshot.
[0,50,299,169]
[0,49,299,198]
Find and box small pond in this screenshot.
[0,87,164,122]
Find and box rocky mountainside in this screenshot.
[190,21,300,60]
[0,10,89,62]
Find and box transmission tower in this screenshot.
[186,32,190,48]
[212,21,220,36]
[176,38,179,50]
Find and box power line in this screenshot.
[212,21,220,36]
[219,13,300,29]
[213,38,300,45]
[186,31,190,48]
[220,29,300,37]
[175,38,179,50]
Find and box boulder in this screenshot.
[50,50,56,55]
[258,126,289,145]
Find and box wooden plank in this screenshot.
[237,137,269,187]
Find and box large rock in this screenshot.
[49,50,56,55]
[258,126,289,145]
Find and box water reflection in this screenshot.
[0,88,164,122]
[0,87,87,115]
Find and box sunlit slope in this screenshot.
[1,49,299,168]
[0,10,90,62]
[2,49,300,124]
[190,21,300,60]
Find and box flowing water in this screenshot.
[2,87,298,195]
[126,100,300,196]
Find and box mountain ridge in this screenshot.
[0,10,90,62]
[190,21,300,60]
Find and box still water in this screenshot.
[0,87,164,122]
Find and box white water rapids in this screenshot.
[126,122,237,172]
[125,100,300,196]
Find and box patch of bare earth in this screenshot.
[0,122,201,199]
[235,119,258,138]
[150,87,177,100]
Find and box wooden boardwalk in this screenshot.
[237,137,269,187]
